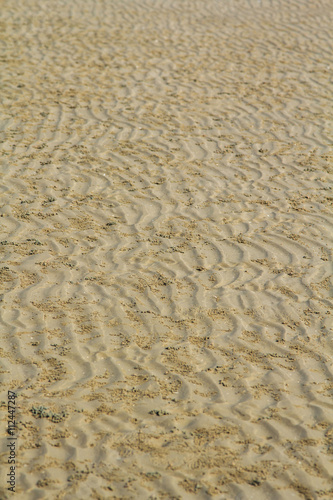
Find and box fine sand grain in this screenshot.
[1,0,332,498]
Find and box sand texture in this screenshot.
[1,0,333,498]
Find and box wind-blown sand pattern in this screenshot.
[1,0,333,498]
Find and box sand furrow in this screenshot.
[1,0,333,499]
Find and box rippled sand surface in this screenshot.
[1,0,332,498]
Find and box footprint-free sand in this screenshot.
[1,0,332,498]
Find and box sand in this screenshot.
[0,0,332,498]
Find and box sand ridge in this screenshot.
[0,0,333,498]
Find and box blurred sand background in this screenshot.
[0,0,332,498]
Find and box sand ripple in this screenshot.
[1,0,332,498]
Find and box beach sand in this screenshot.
[0,0,332,498]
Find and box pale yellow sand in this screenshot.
[1,0,332,498]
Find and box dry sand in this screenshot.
[1,0,333,498]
